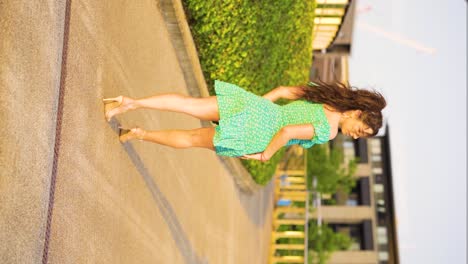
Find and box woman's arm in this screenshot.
[280,86,305,100]
[262,86,285,102]
[261,124,315,161]
[262,86,304,102]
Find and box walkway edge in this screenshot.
[158,0,263,194]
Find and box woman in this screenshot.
[103,80,386,162]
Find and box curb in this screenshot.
[158,0,263,194]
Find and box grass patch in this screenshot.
[183,0,316,185]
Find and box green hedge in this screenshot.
[182,0,316,185]
[183,1,316,93]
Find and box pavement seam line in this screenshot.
[42,0,72,263]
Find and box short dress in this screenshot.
[212,80,331,157]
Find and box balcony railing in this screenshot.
[269,147,309,264]
[312,0,352,50]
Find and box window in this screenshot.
[377,227,388,245]
[378,235,388,245]
[374,184,384,193]
[375,174,384,184]
[349,242,361,251]
[373,167,383,174]
[371,154,382,162]
[329,223,365,250]
[346,182,362,206]
[369,138,382,155]
[346,199,358,206]
[379,251,389,261]
[371,145,382,155]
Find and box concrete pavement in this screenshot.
[0,0,67,262]
[0,1,274,263]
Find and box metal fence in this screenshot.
[312,0,351,50]
[269,147,310,264]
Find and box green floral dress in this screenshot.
[212,80,330,157]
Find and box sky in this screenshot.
[348,1,466,263]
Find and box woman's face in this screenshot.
[340,110,373,139]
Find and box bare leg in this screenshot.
[120,127,216,151]
[135,94,220,121]
[105,93,220,121]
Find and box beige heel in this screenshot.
[102,95,123,103]
[103,95,133,121]
[119,126,146,143]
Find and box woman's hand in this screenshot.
[240,152,269,162]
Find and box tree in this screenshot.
[306,144,357,195]
[308,222,353,264]
[306,144,358,263]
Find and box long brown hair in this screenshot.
[293,79,387,136]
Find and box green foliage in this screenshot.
[308,222,353,264]
[184,0,314,94]
[183,0,316,93]
[272,221,354,261]
[305,145,358,263]
[322,198,337,205]
[183,1,316,185]
[306,144,358,194]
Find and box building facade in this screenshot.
[308,128,399,264]
[308,1,399,262]
[310,0,356,83]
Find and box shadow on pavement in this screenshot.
[234,175,274,228]
[121,140,210,264]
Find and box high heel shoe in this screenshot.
[119,126,146,143]
[102,96,135,122]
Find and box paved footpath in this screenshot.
[0,1,274,263]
